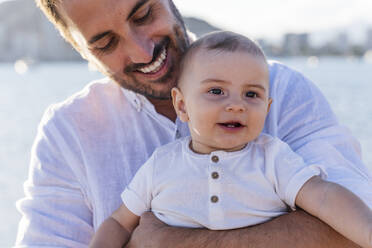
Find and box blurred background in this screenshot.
[1,0,372,246]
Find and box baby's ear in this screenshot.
[171,87,189,122]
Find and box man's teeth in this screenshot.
[138,48,167,73]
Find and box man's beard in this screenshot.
[111,1,189,100]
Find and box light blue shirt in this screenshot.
[15,61,372,247]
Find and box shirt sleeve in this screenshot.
[267,62,372,208]
[265,138,327,209]
[121,152,155,216]
[15,107,94,247]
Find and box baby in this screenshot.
[90,31,372,248]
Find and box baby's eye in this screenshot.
[208,88,224,95]
[245,91,258,98]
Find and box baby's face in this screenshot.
[172,49,271,154]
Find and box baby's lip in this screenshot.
[217,121,246,128]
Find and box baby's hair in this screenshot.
[178,31,267,86]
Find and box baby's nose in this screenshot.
[225,102,246,112]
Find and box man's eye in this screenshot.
[95,37,117,54]
[246,91,258,98]
[208,88,224,95]
[133,7,152,24]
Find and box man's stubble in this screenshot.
[111,0,190,100]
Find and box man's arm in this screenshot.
[15,107,94,246]
[268,62,372,206]
[127,211,359,248]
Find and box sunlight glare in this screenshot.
[14,60,29,74]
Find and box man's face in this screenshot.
[173,49,271,154]
[59,0,189,99]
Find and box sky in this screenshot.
[174,0,372,43]
[2,0,372,43]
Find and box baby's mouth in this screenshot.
[218,122,245,128]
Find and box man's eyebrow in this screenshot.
[89,31,111,45]
[127,0,149,20]
[88,0,149,45]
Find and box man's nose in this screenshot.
[225,100,246,113]
[126,31,154,64]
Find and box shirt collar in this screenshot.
[181,136,252,159]
[121,88,152,112]
[120,87,189,134]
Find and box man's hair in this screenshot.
[178,31,267,83]
[35,0,184,54]
[35,0,80,51]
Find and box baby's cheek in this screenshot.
[195,121,213,138]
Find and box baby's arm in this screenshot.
[89,204,140,248]
[296,176,372,248]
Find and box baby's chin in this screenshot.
[210,141,248,153]
[190,136,251,154]
[220,144,247,152]
[219,138,252,150]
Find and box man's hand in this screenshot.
[126,212,168,248]
[126,210,360,248]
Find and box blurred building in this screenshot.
[0,0,81,62]
[282,33,310,56]
[333,33,350,55]
[257,39,282,57]
[183,17,220,38]
[366,28,372,50]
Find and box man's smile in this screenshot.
[137,46,167,74]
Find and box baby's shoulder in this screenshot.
[252,133,277,145]
[251,133,289,151]
[152,137,187,160]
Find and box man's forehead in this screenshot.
[59,0,139,38]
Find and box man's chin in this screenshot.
[111,65,177,99]
[144,92,172,100]
[141,85,173,100]
[112,76,173,99]
[106,31,184,99]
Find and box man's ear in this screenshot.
[267,98,273,114]
[171,87,189,122]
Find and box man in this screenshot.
[16,0,371,247]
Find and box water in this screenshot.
[282,57,372,167]
[1,58,371,247]
[0,62,101,247]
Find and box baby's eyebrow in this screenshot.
[201,78,230,84]
[201,79,267,92]
[248,84,267,92]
